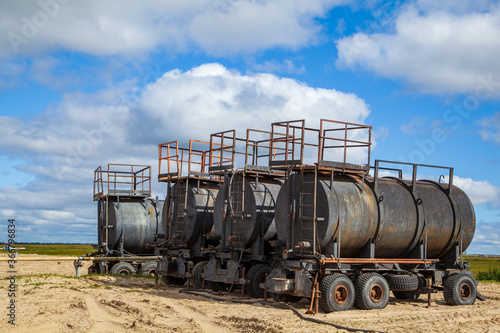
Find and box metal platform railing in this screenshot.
[93,164,151,200]
[158,139,220,182]
[269,119,372,173]
[207,128,275,173]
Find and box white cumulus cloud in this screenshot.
[336,1,500,97]
[466,221,500,255]
[1,209,16,218]
[0,63,371,242]
[0,0,344,59]
[136,63,370,143]
[453,176,500,209]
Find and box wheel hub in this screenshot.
[369,284,383,304]
[459,282,472,301]
[334,285,349,305]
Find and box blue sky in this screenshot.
[0,0,499,254]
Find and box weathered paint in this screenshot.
[162,179,219,248]
[213,174,282,249]
[274,173,475,259]
[98,198,164,254]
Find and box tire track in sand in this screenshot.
[169,298,230,333]
[82,294,128,332]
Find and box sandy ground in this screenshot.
[1,254,500,333]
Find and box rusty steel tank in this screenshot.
[162,179,219,249]
[275,173,475,259]
[213,173,282,249]
[97,197,164,255]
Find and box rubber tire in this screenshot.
[393,291,420,300]
[464,271,479,286]
[110,262,136,275]
[443,273,477,306]
[319,273,355,312]
[191,261,208,289]
[139,262,157,276]
[355,273,390,310]
[271,293,302,303]
[387,274,419,291]
[165,276,187,285]
[246,264,272,298]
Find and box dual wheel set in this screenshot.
[157,262,479,313]
[319,272,478,313]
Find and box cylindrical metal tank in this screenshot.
[162,179,219,248]
[275,173,475,258]
[213,174,282,248]
[98,198,164,254]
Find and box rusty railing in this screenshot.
[93,164,151,200]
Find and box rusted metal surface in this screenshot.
[161,179,219,250]
[274,170,475,260]
[269,119,372,170]
[214,173,281,249]
[275,173,377,257]
[202,128,286,286]
[318,119,372,169]
[94,164,151,200]
[157,138,221,252]
[98,197,163,255]
[150,119,478,310]
[158,140,221,182]
[320,258,439,264]
[93,164,162,257]
[156,139,223,282]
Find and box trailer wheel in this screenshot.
[319,273,355,312]
[139,262,157,276]
[164,276,187,286]
[443,273,477,306]
[355,273,390,310]
[387,274,419,291]
[246,264,272,298]
[191,261,208,289]
[110,263,136,275]
[393,291,420,300]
